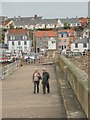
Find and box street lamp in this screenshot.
[44,32,47,51]
[33,27,36,53]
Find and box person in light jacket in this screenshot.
[32,68,41,94]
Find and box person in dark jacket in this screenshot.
[42,68,50,94]
[32,68,41,94]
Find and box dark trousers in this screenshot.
[42,83,50,94]
[34,81,39,93]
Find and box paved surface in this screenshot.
[2,64,66,118]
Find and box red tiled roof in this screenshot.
[35,31,57,37]
[8,29,27,34]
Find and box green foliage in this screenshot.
[64,22,70,29]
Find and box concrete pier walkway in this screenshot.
[2,64,66,118]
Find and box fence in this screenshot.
[0,61,20,80]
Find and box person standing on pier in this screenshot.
[42,68,50,94]
[32,68,41,94]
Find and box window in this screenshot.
[12,41,14,45]
[13,36,15,40]
[24,46,27,52]
[64,39,66,42]
[63,34,67,37]
[9,36,10,40]
[75,43,78,48]
[85,36,87,38]
[22,35,28,40]
[52,41,55,43]
[58,34,61,37]
[18,41,21,45]
[64,45,66,48]
[61,34,63,37]
[10,36,13,40]
[24,41,27,45]
[86,32,88,35]
[25,36,27,39]
[83,43,87,48]
[59,40,61,43]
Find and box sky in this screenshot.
[0,1,89,18]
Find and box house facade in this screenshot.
[60,18,81,28]
[35,31,57,52]
[71,38,89,53]
[57,29,76,51]
[82,28,90,39]
[5,29,32,56]
[0,20,14,29]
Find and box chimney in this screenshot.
[34,15,37,19]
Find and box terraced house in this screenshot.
[5,28,32,56]
[57,29,76,51]
[59,17,81,28]
[35,30,57,53]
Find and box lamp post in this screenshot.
[44,32,47,52]
[33,26,36,53]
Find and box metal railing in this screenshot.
[0,61,20,80]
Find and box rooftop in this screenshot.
[8,28,28,35]
[35,30,57,37]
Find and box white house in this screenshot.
[82,28,90,39]
[71,38,89,53]
[60,18,81,28]
[48,37,56,50]
[5,29,32,56]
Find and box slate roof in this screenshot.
[39,19,58,25]
[12,19,25,26]
[8,29,28,35]
[60,18,80,24]
[0,16,8,22]
[73,38,89,44]
[10,16,42,26]
[7,29,30,40]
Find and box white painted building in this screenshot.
[48,37,56,50]
[82,28,89,39]
[5,29,32,56]
[71,38,89,53]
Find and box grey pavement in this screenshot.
[2,64,66,118]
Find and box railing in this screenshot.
[0,61,20,80]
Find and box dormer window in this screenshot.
[10,36,13,40]
[22,36,27,40]
[9,36,15,40]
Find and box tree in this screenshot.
[64,22,70,29]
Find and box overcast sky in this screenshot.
[1,1,89,18]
